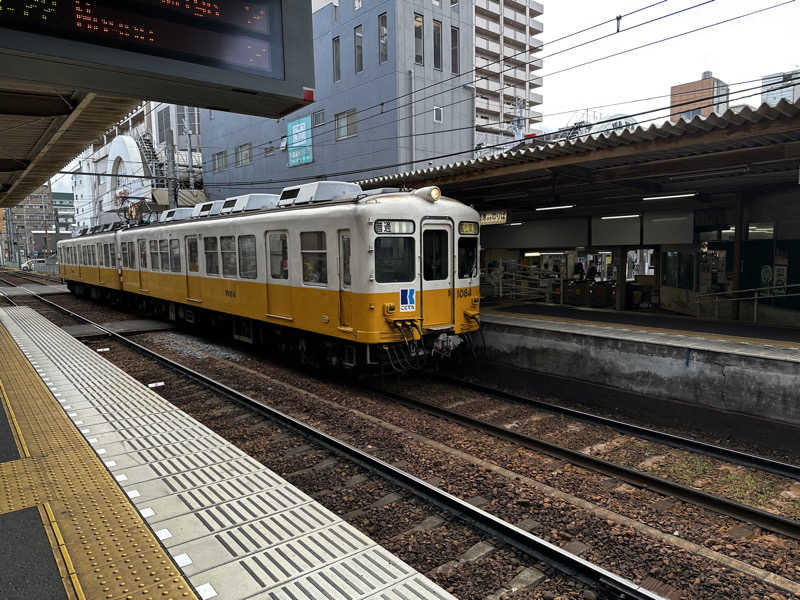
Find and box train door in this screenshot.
[185,235,202,300]
[265,231,292,320]
[338,230,352,328]
[421,221,454,329]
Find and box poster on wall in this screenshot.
[288,115,313,167]
[774,265,788,295]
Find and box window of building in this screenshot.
[458,237,478,278]
[238,235,257,279]
[149,240,159,271]
[375,237,415,283]
[268,232,288,279]
[235,143,252,167]
[354,0,361,9]
[157,108,172,144]
[451,26,460,74]
[138,240,147,269]
[662,251,694,290]
[450,0,458,5]
[176,106,200,135]
[300,232,327,285]
[212,151,227,172]
[378,13,388,64]
[332,36,341,82]
[423,230,448,280]
[335,109,357,140]
[680,108,702,121]
[433,106,443,123]
[186,237,199,272]
[159,240,169,271]
[204,237,219,275]
[433,20,442,70]
[354,25,364,73]
[312,109,325,127]
[414,14,424,65]
[220,236,237,277]
[169,239,181,272]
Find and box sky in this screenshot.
[536,0,799,130]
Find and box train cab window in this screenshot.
[237,235,257,279]
[300,232,327,285]
[268,232,288,280]
[159,240,170,271]
[220,236,237,278]
[204,237,220,275]
[149,240,159,271]
[186,237,199,272]
[423,230,448,280]
[169,240,181,272]
[138,240,148,269]
[375,237,415,283]
[458,237,478,278]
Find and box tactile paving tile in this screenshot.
[0,307,457,600]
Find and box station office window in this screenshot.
[335,109,357,140]
[332,36,341,82]
[221,236,237,277]
[378,13,388,64]
[414,14,424,65]
[433,20,442,70]
[354,25,364,73]
[301,232,327,284]
[204,237,220,275]
[238,235,257,279]
[235,143,252,167]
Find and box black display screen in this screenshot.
[0,0,284,78]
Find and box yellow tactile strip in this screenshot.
[0,323,197,600]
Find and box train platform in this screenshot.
[0,306,456,600]
[1,283,70,296]
[478,304,800,433]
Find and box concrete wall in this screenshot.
[480,320,800,428]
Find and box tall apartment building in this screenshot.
[669,71,729,123]
[202,0,476,201]
[762,70,800,106]
[72,102,204,230]
[6,183,73,261]
[473,0,544,151]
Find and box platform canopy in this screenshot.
[0,0,314,207]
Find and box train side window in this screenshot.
[128,242,137,269]
[268,232,288,280]
[97,243,104,267]
[120,244,128,268]
[159,240,170,271]
[186,237,199,272]
[104,244,111,266]
[220,236,237,278]
[204,237,220,275]
[237,235,257,279]
[149,240,159,271]
[423,230,448,281]
[458,237,478,278]
[169,239,182,273]
[375,237,415,283]
[109,244,116,267]
[138,240,148,269]
[300,232,327,285]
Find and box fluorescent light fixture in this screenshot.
[508,222,523,226]
[524,252,541,257]
[541,252,566,255]
[536,204,575,211]
[601,214,640,220]
[651,217,689,223]
[642,192,697,201]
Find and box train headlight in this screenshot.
[414,186,441,202]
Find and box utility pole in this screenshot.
[165,128,178,209]
[183,106,195,191]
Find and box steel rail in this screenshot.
[14,289,664,600]
[371,384,800,540]
[445,375,800,482]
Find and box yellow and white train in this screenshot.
[58,182,481,370]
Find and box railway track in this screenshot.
[6,289,662,600]
[0,267,61,286]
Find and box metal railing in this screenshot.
[482,268,564,304]
[695,283,800,323]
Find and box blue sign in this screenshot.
[288,115,313,167]
[400,288,416,312]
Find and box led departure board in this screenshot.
[0,0,284,79]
